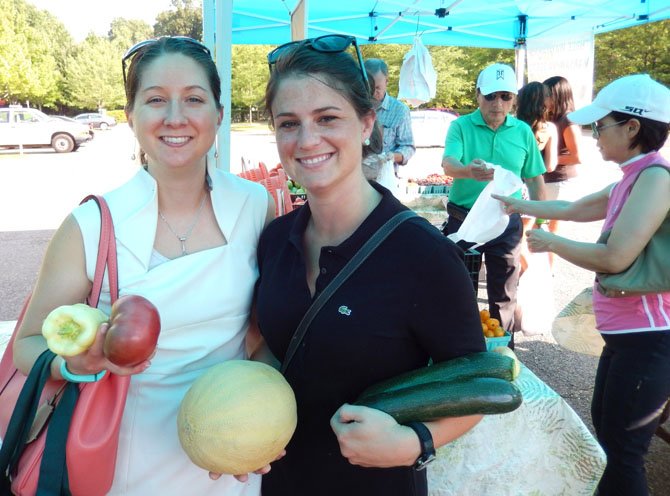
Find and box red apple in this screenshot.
[104,295,161,367]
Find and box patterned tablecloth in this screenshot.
[428,364,606,496]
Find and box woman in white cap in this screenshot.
[493,74,670,495]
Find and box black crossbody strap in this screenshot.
[281,210,417,374]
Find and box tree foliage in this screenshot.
[0,0,73,108]
[231,45,272,114]
[108,18,154,51]
[595,20,669,91]
[0,0,667,116]
[154,0,202,40]
[65,35,126,111]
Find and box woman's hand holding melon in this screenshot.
[209,450,286,482]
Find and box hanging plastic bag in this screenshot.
[398,37,437,107]
[447,165,523,247]
[517,250,554,336]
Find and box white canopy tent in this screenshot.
[202,0,670,169]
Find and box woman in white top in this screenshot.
[12,37,274,495]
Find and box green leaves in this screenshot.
[0,0,666,116]
[595,20,669,93]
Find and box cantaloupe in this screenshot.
[177,360,297,474]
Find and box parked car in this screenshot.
[74,112,117,130]
[51,115,95,138]
[410,109,458,148]
[0,106,93,153]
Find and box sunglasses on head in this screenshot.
[267,34,369,89]
[122,36,211,89]
[483,92,515,102]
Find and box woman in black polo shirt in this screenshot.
[249,35,486,496]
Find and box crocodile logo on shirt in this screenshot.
[338,305,352,316]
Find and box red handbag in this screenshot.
[0,195,130,496]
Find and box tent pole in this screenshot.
[514,14,527,90]
[515,45,527,89]
[204,0,232,171]
[291,0,308,41]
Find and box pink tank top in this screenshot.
[592,151,670,334]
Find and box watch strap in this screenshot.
[405,421,436,470]
[59,359,107,383]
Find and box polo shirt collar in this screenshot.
[286,182,406,260]
[472,108,513,129]
[379,93,391,111]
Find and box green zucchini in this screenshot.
[358,352,516,401]
[355,377,523,423]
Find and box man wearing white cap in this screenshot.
[493,73,670,495]
[441,63,546,338]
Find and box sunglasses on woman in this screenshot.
[267,34,369,88]
[591,120,628,139]
[483,92,515,102]
[122,36,211,88]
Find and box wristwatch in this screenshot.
[60,359,107,383]
[405,421,436,471]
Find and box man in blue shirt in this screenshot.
[365,58,415,176]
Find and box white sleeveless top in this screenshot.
[72,166,268,495]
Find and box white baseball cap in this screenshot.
[568,74,670,124]
[476,63,518,95]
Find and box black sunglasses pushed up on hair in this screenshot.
[122,36,211,89]
[483,92,515,102]
[267,34,369,88]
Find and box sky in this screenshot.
[26,0,175,42]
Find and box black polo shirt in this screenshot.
[256,183,486,496]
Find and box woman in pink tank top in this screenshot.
[493,74,670,496]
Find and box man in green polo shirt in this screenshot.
[442,63,546,338]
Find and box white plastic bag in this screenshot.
[517,251,554,336]
[398,37,437,107]
[447,165,523,247]
[376,157,398,193]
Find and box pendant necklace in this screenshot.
[158,194,207,256]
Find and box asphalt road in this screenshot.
[1,125,669,493]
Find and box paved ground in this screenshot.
[1,125,669,493]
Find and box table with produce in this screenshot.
[352,340,605,495]
[426,361,606,495]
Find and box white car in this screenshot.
[410,109,458,148]
[0,106,93,153]
[74,112,117,130]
